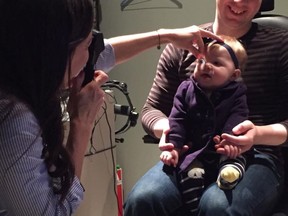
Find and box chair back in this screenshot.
[253,0,288,30]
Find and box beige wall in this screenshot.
[99,0,288,201]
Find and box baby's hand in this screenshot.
[160,149,179,167]
[213,135,221,144]
[160,151,173,166]
[214,134,241,158]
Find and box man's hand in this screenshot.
[215,120,256,158]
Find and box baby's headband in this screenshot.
[203,38,239,69]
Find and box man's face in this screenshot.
[216,0,262,27]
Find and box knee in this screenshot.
[199,197,227,213]
[124,181,182,215]
[124,185,158,210]
[124,186,169,216]
[198,189,228,215]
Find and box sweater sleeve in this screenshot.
[277,30,288,144]
[94,39,116,73]
[141,43,184,138]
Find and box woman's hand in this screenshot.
[215,120,256,158]
[161,25,223,58]
[66,70,109,177]
[68,70,109,126]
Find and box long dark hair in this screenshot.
[0,0,93,201]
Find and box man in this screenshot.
[124,0,288,215]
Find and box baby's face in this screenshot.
[193,44,236,90]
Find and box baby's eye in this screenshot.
[198,58,206,64]
[212,61,221,66]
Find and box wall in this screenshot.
[98,0,288,202]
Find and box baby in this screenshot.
[160,36,249,215]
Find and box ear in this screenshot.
[230,69,241,81]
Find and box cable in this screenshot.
[61,89,123,215]
[84,101,117,156]
[103,102,123,216]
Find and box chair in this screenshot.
[253,0,288,30]
[254,14,288,29]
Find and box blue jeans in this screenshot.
[124,151,284,216]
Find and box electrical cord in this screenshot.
[85,101,117,156]
[60,92,122,214]
[82,100,123,215]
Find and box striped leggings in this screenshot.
[178,156,246,215]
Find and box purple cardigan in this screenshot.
[167,77,248,171]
